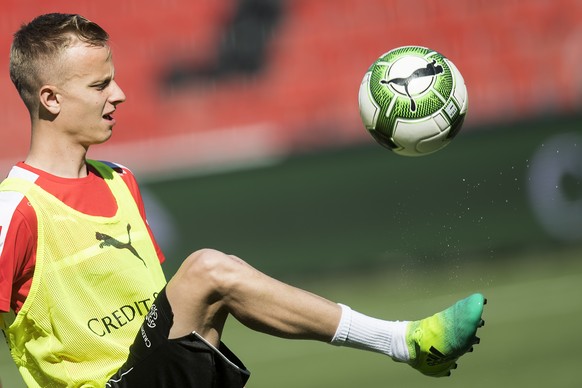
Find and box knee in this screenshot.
[179,248,245,297]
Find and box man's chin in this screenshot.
[90,131,113,146]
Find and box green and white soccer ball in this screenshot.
[358,46,468,156]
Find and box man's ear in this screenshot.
[39,85,61,115]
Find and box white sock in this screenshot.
[330,304,410,363]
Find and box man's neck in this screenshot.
[26,126,90,178]
[24,156,89,179]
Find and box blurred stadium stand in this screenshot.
[1,0,581,177]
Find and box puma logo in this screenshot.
[96,223,147,267]
[381,59,444,112]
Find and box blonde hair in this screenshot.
[10,13,109,111]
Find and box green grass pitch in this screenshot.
[220,249,582,388]
[2,248,581,387]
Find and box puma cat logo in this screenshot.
[96,223,147,267]
[381,59,444,112]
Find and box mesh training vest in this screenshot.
[0,160,167,387]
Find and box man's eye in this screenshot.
[94,81,110,91]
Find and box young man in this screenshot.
[0,13,486,387]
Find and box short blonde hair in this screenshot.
[10,13,109,111]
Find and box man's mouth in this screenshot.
[103,113,114,121]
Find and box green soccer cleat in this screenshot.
[406,293,486,377]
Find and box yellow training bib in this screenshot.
[0,160,167,387]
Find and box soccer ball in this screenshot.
[358,46,468,157]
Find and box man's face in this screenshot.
[54,42,126,147]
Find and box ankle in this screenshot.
[331,304,410,362]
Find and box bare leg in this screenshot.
[165,248,341,346]
[163,248,486,378]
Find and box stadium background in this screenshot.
[1,1,581,387]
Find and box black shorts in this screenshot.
[106,287,251,388]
